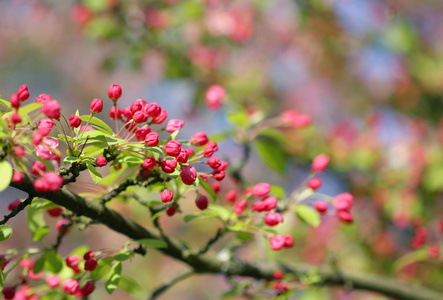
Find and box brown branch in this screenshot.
[9,179,442,300]
[0,196,34,225]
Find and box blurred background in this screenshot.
[1,0,443,299]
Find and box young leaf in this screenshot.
[0,161,13,193]
[27,204,47,240]
[80,116,113,134]
[0,225,13,241]
[113,251,134,261]
[199,178,217,201]
[135,239,168,248]
[86,162,103,184]
[253,138,287,174]
[32,226,49,242]
[118,275,145,297]
[44,249,63,273]
[105,262,122,294]
[295,205,321,227]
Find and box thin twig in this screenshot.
[148,270,194,300]
[0,196,34,225]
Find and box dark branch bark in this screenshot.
[9,179,442,300]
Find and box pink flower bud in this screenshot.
[130,100,144,114]
[10,94,20,109]
[176,149,189,163]
[160,189,174,203]
[166,206,177,216]
[62,279,79,295]
[166,119,185,133]
[151,109,168,124]
[337,211,353,223]
[8,200,21,211]
[264,212,284,226]
[273,270,284,280]
[65,255,81,269]
[133,110,148,123]
[283,235,293,248]
[36,138,59,161]
[12,172,24,184]
[186,147,195,157]
[333,193,353,211]
[212,170,225,181]
[43,172,63,192]
[135,127,151,141]
[252,201,266,212]
[110,106,122,120]
[207,157,221,169]
[211,182,220,193]
[108,84,122,102]
[196,195,208,210]
[56,219,71,235]
[203,141,218,157]
[34,178,48,193]
[96,156,107,167]
[80,125,94,132]
[145,132,159,146]
[122,106,132,120]
[190,132,209,146]
[41,100,61,120]
[279,110,311,127]
[84,258,97,271]
[180,165,197,185]
[428,245,439,259]
[160,160,177,174]
[10,112,22,124]
[35,93,52,103]
[142,157,157,170]
[164,140,182,157]
[77,281,95,297]
[17,85,29,101]
[90,98,103,114]
[217,161,229,171]
[226,190,236,203]
[312,154,329,172]
[14,146,25,157]
[69,115,81,128]
[205,85,225,110]
[269,235,286,251]
[308,177,322,190]
[37,119,55,136]
[314,201,328,214]
[31,161,46,176]
[252,182,271,197]
[46,274,61,289]
[233,200,247,214]
[263,196,278,211]
[146,102,161,117]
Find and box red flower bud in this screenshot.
[151,109,168,124]
[34,178,48,193]
[337,211,353,223]
[308,177,322,190]
[207,157,221,169]
[46,274,61,289]
[37,118,55,136]
[35,93,52,103]
[263,196,278,211]
[47,207,62,217]
[108,84,122,102]
[12,172,24,184]
[212,170,225,181]
[164,140,182,157]
[84,258,97,271]
[142,157,157,170]
[56,219,71,235]
[211,182,220,193]
[110,106,122,120]
[69,115,81,128]
[83,251,95,260]
[161,160,177,174]
[264,212,284,226]
[10,94,20,109]
[41,100,61,120]
[166,206,177,216]
[145,132,159,146]
[96,156,107,167]
[203,141,218,157]
[17,84,29,101]
[77,281,95,297]
[269,235,285,251]
[333,193,353,211]
[90,98,103,114]
[8,200,21,211]
[10,112,22,124]
[65,255,81,269]
[314,201,328,214]
[130,100,144,114]
[176,149,189,163]
[2,286,15,299]
[160,189,174,203]
[196,195,208,210]
[233,200,247,214]
[190,132,209,146]
[180,165,197,185]
[226,190,236,203]
[133,110,148,123]
[146,102,161,117]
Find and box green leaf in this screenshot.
[113,251,134,261]
[235,231,254,242]
[32,226,49,241]
[199,178,217,201]
[80,116,113,134]
[44,249,63,273]
[86,162,103,184]
[254,138,287,174]
[270,185,285,200]
[0,161,13,193]
[0,225,13,241]
[118,275,145,297]
[227,109,250,127]
[105,262,122,294]
[394,248,429,272]
[27,204,46,239]
[0,269,4,291]
[295,205,321,227]
[0,98,10,108]
[208,204,231,221]
[135,239,167,248]
[19,102,42,117]
[33,254,46,273]
[184,214,204,223]
[90,257,113,281]
[63,156,81,164]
